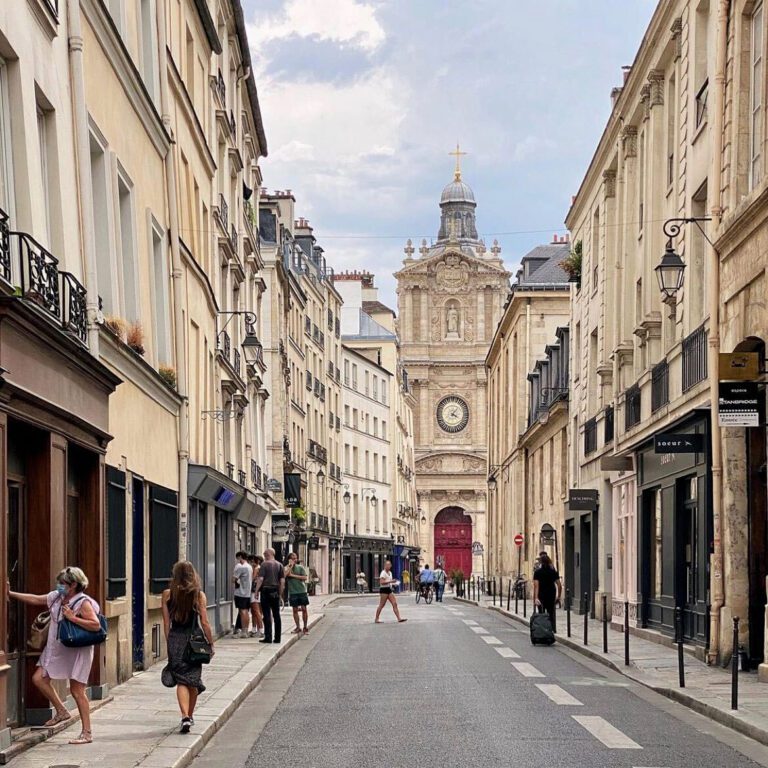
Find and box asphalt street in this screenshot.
[192,596,768,768]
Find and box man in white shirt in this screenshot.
[232,551,253,638]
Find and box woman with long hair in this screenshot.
[532,552,562,632]
[8,567,101,744]
[161,561,214,733]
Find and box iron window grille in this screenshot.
[682,324,708,392]
[624,384,642,430]
[651,359,669,412]
[584,417,598,455]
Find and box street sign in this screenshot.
[471,541,484,555]
[513,533,524,548]
[719,352,760,381]
[719,382,760,427]
[266,478,282,492]
[653,433,704,453]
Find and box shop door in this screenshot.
[433,507,472,576]
[580,516,593,616]
[131,478,145,671]
[6,483,25,727]
[747,427,767,665]
[676,477,701,642]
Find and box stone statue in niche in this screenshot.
[447,306,459,335]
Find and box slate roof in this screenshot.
[362,300,395,316]
[516,243,571,287]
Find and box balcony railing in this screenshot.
[214,69,226,106]
[305,369,312,390]
[313,377,321,397]
[335,318,340,338]
[625,384,642,430]
[682,324,708,392]
[604,405,614,444]
[230,224,238,253]
[233,348,241,377]
[219,193,228,231]
[584,417,597,455]
[226,462,234,479]
[0,207,9,281]
[60,272,88,343]
[305,315,311,335]
[15,232,59,317]
[229,110,236,140]
[237,469,246,486]
[219,330,231,362]
[651,359,669,412]
[327,308,333,331]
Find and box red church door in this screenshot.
[433,507,473,576]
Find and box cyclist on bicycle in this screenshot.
[419,564,435,600]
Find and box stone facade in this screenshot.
[396,170,510,575]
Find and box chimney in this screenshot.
[611,86,623,109]
[622,65,632,84]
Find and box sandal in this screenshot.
[303,628,309,634]
[69,730,92,745]
[44,710,72,727]
[291,627,301,634]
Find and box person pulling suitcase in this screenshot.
[532,553,562,634]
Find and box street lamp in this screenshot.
[362,487,377,506]
[487,464,502,491]
[657,218,712,303]
[342,483,351,505]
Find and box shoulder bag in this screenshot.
[183,606,212,665]
[28,610,52,651]
[58,596,108,648]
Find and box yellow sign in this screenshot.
[718,352,760,381]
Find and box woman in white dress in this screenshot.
[374,560,407,624]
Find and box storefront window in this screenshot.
[650,490,662,600]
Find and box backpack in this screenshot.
[530,609,555,646]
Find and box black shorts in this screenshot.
[379,587,392,595]
[289,593,309,608]
[234,595,251,610]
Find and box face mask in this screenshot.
[56,583,67,597]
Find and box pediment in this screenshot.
[416,453,486,474]
[396,245,509,278]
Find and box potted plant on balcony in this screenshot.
[560,239,582,286]
[158,365,177,390]
[103,315,127,341]
[127,321,145,355]
[291,506,306,529]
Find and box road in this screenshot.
[191,596,768,768]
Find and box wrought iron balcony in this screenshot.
[327,308,334,331]
[233,348,241,376]
[305,369,312,390]
[0,207,9,281]
[604,405,614,443]
[230,224,238,252]
[682,324,708,392]
[226,462,234,479]
[584,417,597,455]
[219,329,231,362]
[625,384,642,430]
[219,193,228,231]
[651,359,669,412]
[61,272,87,343]
[229,110,236,140]
[238,469,247,486]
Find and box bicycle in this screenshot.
[415,583,433,604]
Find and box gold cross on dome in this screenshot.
[449,142,467,180]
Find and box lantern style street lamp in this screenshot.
[657,217,712,303]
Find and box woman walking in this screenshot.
[161,561,214,733]
[8,567,102,744]
[374,560,407,624]
[532,552,562,633]
[248,554,264,638]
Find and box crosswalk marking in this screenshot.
[535,684,583,706]
[481,636,502,645]
[494,647,520,659]
[451,611,464,615]
[461,619,478,626]
[470,626,489,635]
[510,662,545,678]
[572,716,642,749]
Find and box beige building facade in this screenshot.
[396,168,509,577]
[486,242,571,583]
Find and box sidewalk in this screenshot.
[5,598,334,768]
[456,594,768,747]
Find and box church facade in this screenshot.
[395,163,510,577]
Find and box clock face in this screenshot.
[437,396,469,433]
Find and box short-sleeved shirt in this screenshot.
[420,569,434,584]
[434,568,446,585]
[259,560,284,590]
[233,562,253,598]
[287,564,308,596]
[533,566,560,602]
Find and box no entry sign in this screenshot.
[514,533,524,548]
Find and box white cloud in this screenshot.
[249,0,385,52]
[511,135,558,163]
[270,140,316,162]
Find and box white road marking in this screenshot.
[470,626,489,635]
[481,636,502,645]
[451,611,464,615]
[510,662,545,678]
[461,619,478,626]
[572,716,642,749]
[535,684,583,706]
[494,647,520,659]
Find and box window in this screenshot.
[353,408,358,429]
[750,3,764,189]
[667,76,676,188]
[382,385,387,405]
[344,405,350,425]
[117,172,139,321]
[37,105,52,246]
[90,132,116,312]
[344,359,350,386]
[381,420,387,439]
[0,58,13,219]
[373,417,378,437]
[140,0,160,101]
[382,455,387,478]
[373,453,378,481]
[149,484,179,594]
[352,364,358,390]
[106,466,127,599]
[151,222,171,363]
[373,375,378,399]
[365,370,370,395]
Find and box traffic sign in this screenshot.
[471,541,484,555]
[514,533,524,548]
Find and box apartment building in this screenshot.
[486,242,571,583]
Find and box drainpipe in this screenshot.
[157,0,190,557]
[706,0,729,666]
[67,1,100,353]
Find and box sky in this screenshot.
[244,0,658,309]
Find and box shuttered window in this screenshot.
[149,484,179,594]
[106,466,127,600]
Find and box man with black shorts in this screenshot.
[232,551,253,638]
[285,552,309,635]
[256,548,285,643]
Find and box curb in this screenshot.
[137,612,325,768]
[455,598,768,749]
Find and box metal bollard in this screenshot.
[515,583,519,614]
[492,579,496,606]
[583,592,589,646]
[624,600,629,666]
[602,594,608,654]
[507,579,511,612]
[566,589,571,638]
[731,617,740,710]
[523,587,527,618]
[675,607,685,688]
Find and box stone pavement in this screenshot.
[457,594,768,748]
[7,598,332,768]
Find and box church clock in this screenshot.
[436,396,469,433]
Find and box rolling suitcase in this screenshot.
[530,608,555,645]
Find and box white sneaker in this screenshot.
[248,630,257,637]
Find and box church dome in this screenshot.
[440,177,476,205]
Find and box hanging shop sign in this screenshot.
[568,489,599,511]
[271,513,291,543]
[718,382,760,427]
[308,535,320,550]
[283,473,302,507]
[718,352,760,381]
[539,523,556,544]
[266,478,282,493]
[653,433,704,453]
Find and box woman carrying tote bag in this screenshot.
[8,566,102,745]
[161,561,214,734]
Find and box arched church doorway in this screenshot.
[433,507,473,576]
